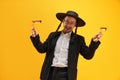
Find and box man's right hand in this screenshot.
[31,27,38,37]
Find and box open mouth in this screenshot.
[65,27,71,30]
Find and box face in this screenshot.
[62,16,76,33]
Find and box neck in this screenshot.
[62,30,72,34]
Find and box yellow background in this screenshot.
[0,0,120,80]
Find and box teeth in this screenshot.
[66,28,70,30]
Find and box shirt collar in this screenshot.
[61,31,72,37]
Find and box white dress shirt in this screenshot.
[51,32,71,67]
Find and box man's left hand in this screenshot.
[93,32,102,42]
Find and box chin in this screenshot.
[67,31,71,33]
[65,31,71,33]
[63,29,72,33]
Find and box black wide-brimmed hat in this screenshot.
[56,11,86,27]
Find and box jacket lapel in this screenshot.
[68,32,76,53]
[50,32,61,50]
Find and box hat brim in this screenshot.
[56,13,86,27]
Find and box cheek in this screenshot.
[63,23,67,27]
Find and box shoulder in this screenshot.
[49,31,61,36]
[74,33,85,40]
[47,31,61,39]
[73,34,86,44]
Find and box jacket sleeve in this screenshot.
[79,37,101,59]
[30,33,53,53]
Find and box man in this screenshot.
[30,11,102,80]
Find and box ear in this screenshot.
[75,20,77,27]
[75,27,78,34]
[62,19,65,22]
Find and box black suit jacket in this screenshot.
[30,31,100,80]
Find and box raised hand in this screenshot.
[93,32,102,42]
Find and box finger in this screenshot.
[32,27,35,30]
[93,33,102,40]
[31,27,36,34]
[98,32,102,38]
[93,34,99,39]
[32,26,36,32]
[32,28,36,32]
